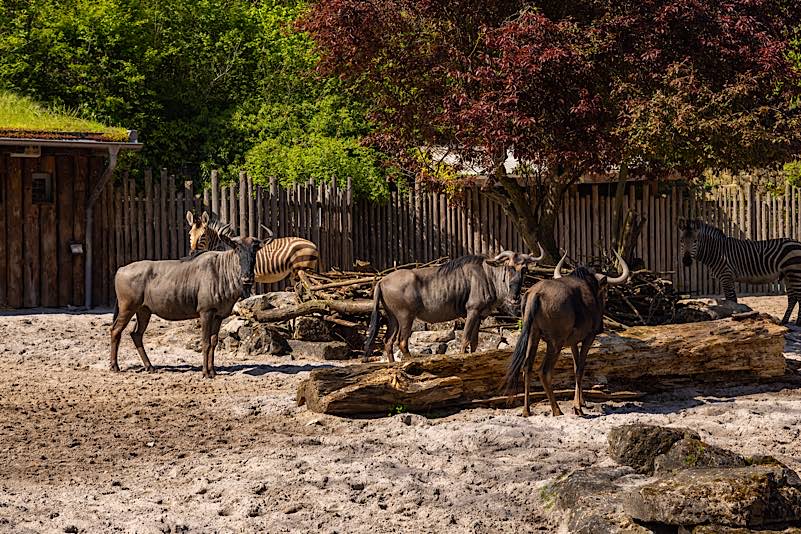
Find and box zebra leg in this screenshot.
[130,308,155,372]
[717,269,738,302]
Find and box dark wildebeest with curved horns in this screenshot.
[363,246,545,362]
[506,251,630,416]
[110,233,267,378]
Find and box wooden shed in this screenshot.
[0,93,140,308]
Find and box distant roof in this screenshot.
[0,91,138,145]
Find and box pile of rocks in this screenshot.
[548,424,801,533]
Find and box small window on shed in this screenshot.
[32,172,53,204]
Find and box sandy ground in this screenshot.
[0,297,800,533]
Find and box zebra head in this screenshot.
[186,211,233,251]
[678,218,701,267]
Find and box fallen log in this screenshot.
[253,299,374,323]
[296,315,787,416]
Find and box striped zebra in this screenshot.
[679,218,801,324]
[186,211,319,284]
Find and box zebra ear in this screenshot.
[201,211,210,225]
[186,211,194,226]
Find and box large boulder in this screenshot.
[288,340,350,361]
[293,316,332,342]
[675,298,754,323]
[220,319,289,356]
[608,424,700,475]
[623,465,801,528]
[653,437,749,474]
[233,292,300,318]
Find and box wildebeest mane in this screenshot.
[179,249,210,262]
[570,265,600,292]
[437,255,485,275]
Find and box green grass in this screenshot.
[0,92,129,141]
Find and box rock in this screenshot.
[550,466,651,534]
[293,316,332,342]
[675,298,753,322]
[235,324,289,356]
[608,424,700,474]
[396,413,429,427]
[220,317,247,339]
[234,292,300,317]
[654,438,748,474]
[693,526,801,533]
[410,330,455,344]
[412,319,456,332]
[288,340,350,361]
[624,464,801,528]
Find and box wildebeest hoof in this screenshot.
[573,406,585,416]
[145,366,156,373]
[522,409,531,417]
[110,364,120,372]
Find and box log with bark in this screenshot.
[296,315,788,416]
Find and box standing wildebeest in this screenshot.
[506,251,630,416]
[110,234,266,378]
[679,218,801,324]
[363,247,545,362]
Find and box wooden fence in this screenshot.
[106,171,801,306]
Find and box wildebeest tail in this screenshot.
[505,295,539,394]
[362,282,383,359]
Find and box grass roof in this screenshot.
[0,91,130,142]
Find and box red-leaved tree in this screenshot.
[300,0,801,260]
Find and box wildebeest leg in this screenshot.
[576,336,594,409]
[130,308,155,372]
[110,306,137,372]
[396,312,414,362]
[538,340,564,416]
[200,311,215,378]
[208,315,223,378]
[461,311,480,353]
[383,312,399,363]
[522,331,540,417]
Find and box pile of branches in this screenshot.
[284,256,679,331]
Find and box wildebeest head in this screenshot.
[553,250,631,305]
[219,234,270,299]
[678,218,700,267]
[186,211,232,251]
[486,244,545,311]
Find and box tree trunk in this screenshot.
[297,316,787,416]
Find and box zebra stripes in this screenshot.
[186,211,319,284]
[679,218,801,324]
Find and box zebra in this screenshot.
[679,218,801,324]
[186,211,320,284]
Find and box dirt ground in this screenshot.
[1,296,800,533]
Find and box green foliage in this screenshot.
[388,404,408,416]
[0,0,389,198]
[784,161,801,188]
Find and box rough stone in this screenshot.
[410,329,455,344]
[234,292,300,317]
[693,527,801,534]
[226,323,289,356]
[624,465,801,528]
[653,437,748,474]
[288,340,350,361]
[220,317,247,339]
[293,316,332,342]
[675,298,754,322]
[550,466,650,534]
[608,424,700,475]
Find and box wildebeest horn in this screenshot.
[492,250,514,262]
[523,243,545,263]
[598,250,631,285]
[553,252,568,279]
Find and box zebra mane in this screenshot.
[694,220,726,239]
[208,218,235,238]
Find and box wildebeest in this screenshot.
[363,247,545,362]
[110,234,266,378]
[506,251,630,416]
